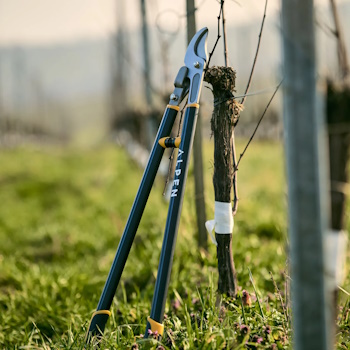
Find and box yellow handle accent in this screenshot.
[87,310,111,330]
[159,137,167,148]
[174,138,181,148]
[187,103,199,108]
[86,310,111,340]
[159,137,181,148]
[167,104,180,111]
[147,316,164,336]
[92,310,111,317]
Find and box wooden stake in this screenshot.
[282,1,331,348]
[186,0,208,251]
[205,66,239,296]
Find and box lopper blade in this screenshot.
[184,27,208,65]
[184,27,208,105]
[168,27,209,106]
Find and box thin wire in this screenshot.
[213,87,277,107]
[233,87,277,100]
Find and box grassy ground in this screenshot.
[0,140,349,349]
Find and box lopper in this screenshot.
[86,27,209,341]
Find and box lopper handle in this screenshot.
[145,104,199,338]
[85,105,179,342]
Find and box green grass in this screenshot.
[0,141,349,349]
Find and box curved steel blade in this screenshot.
[184,27,208,104]
[184,27,208,64]
[168,27,209,106]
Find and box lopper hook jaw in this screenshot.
[168,27,208,106]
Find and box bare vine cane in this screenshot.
[204,67,241,296]
[232,0,268,215]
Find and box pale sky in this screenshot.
[0,0,343,46]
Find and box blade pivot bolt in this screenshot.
[194,61,200,68]
[170,93,178,101]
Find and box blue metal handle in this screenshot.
[145,104,199,337]
[87,105,179,338]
